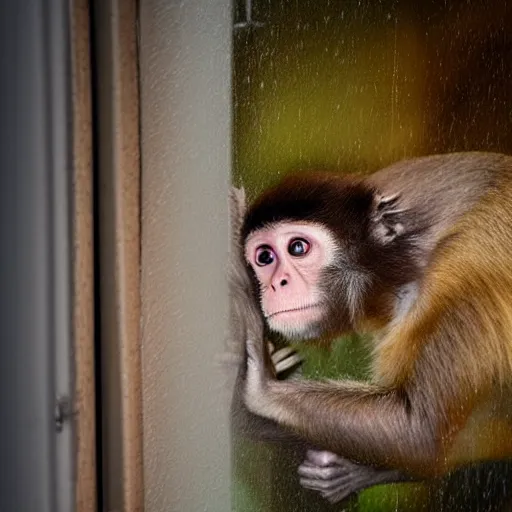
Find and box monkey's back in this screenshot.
[371,154,512,471]
[367,152,512,254]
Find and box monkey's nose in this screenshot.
[271,278,288,291]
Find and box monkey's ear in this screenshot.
[230,186,246,217]
[370,192,405,244]
[229,186,247,238]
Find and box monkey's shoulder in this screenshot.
[368,151,512,202]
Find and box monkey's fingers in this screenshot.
[299,474,352,493]
[320,468,379,504]
[246,326,266,356]
[298,451,364,503]
[245,334,276,397]
[246,336,264,370]
[300,467,361,504]
[322,484,358,504]
[271,345,294,359]
[298,462,351,482]
[272,346,303,374]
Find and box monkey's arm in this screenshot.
[231,339,305,445]
[231,363,305,445]
[229,304,410,497]
[233,354,414,501]
[244,333,440,475]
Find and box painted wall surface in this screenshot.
[139,1,233,511]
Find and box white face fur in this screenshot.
[245,221,338,339]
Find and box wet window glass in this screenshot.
[232,1,512,510]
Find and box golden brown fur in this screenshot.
[376,174,512,473]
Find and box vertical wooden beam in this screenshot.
[71,1,97,511]
[93,1,144,510]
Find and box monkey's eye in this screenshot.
[288,238,311,257]
[255,245,276,266]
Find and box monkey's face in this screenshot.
[245,222,338,339]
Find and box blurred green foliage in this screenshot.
[298,334,372,382]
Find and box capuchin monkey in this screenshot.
[230,187,391,503]
[237,152,512,504]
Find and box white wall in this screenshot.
[139,1,233,510]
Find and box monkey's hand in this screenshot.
[298,450,368,503]
[244,328,276,414]
[245,335,304,414]
[243,298,302,411]
[299,450,409,504]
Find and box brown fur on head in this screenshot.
[242,172,425,340]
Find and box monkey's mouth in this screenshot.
[266,303,322,319]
